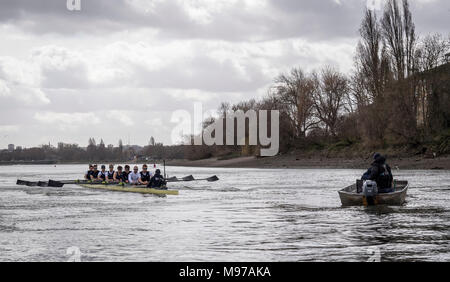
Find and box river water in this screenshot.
[0,164,449,261]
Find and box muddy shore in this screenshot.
[166,154,450,170]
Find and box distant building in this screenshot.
[16,146,22,151]
[7,144,14,152]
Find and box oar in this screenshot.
[25,181,38,187]
[188,175,219,182]
[166,176,179,182]
[48,180,64,187]
[17,179,88,187]
[17,179,44,186]
[181,175,194,181]
[164,175,193,182]
[47,179,90,187]
[203,175,219,182]
[17,179,32,186]
[165,175,219,182]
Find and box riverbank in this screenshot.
[166,154,450,170]
[2,154,449,170]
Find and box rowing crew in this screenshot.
[85,164,166,188]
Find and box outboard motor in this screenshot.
[362,180,378,205]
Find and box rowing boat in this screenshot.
[78,183,179,195]
[338,180,408,206]
[17,175,218,188]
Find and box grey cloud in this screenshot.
[0,0,448,41]
[131,56,268,92]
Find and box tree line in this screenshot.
[183,0,450,159]
[0,137,187,162]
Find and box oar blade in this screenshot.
[181,175,194,181]
[166,176,178,182]
[16,179,28,185]
[25,181,38,186]
[206,175,219,182]
[37,181,48,187]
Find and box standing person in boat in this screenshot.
[97,165,107,181]
[128,166,140,185]
[147,169,166,189]
[138,164,152,185]
[84,164,94,180]
[122,165,131,184]
[368,153,394,193]
[105,164,115,183]
[90,164,100,180]
[113,166,125,183]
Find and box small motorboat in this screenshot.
[338,180,408,206]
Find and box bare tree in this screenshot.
[313,67,349,137]
[273,68,318,138]
[381,0,416,80]
[415,33,450,131]
[380,0,419,140]
[356,9,389,100]
[416,33,450,72]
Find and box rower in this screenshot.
[113,166,124,183]
[123,165,130,184]
[128,166,140,185]
[138,164,152,185]
[98,165,107,181]
[147,169,166,189]
[84,164,93,180]
[90,164,100,180]
[105,164,115,183]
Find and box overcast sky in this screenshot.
[0,0,448,148]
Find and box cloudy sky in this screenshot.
[0,0,448,148]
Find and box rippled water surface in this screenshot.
[0,164,449,261]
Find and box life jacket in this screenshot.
[140,171,150,182]
[92,170,99,178]
[122,171,129,182]
[107,170,115,180]
[99,171,106,180]
[116,172,124,182]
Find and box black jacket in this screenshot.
[147,173,166,188]
[369,156,393,188]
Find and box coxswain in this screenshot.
[147,169,166,189]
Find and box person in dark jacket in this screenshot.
[147,169,166,189]
[85,164,94,180]
[368,153,394,193]
[361,152,381,180]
